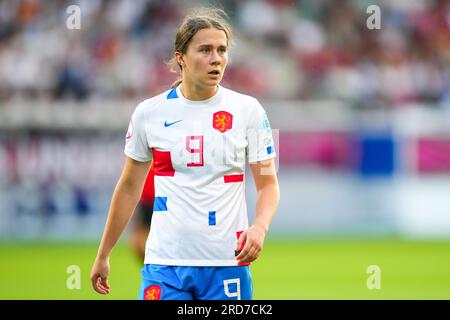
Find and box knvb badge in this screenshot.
[213,111,233,133]
[144,285,162,300]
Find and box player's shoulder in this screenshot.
[221,86,259,105]
[221,86,264,117]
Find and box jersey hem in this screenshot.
[144,258,240,267]
[248,153,276,164]
[124,150,152,162]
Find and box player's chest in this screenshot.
[147,108,248,168]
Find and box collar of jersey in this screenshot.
[176,84,222,107]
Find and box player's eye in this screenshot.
[201,48,210,53]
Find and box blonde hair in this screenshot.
[167,7,233,88]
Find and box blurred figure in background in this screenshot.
[129,165,154,262]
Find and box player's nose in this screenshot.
[210,51,221,65]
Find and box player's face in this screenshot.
[181,28,228,89]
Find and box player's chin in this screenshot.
[205,77,222,85]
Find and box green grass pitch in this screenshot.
[1,237,449,299]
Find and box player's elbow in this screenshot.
[115,173,144,197]
[259,180,280,204]
[255,174,279,193]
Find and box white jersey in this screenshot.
[124,84,276,266]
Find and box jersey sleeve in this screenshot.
[246,98,277,163]
[124,104,153,162]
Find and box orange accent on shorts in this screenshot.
[144,285,162,300]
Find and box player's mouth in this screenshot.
[208,70,220,78]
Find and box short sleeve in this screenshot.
[246,99,277,163]
[124,104,153,162]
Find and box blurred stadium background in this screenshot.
[1,0,450,299]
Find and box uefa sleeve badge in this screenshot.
[261,112,272,134]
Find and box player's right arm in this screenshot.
[90,156,151,294]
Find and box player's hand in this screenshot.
[90,256,111,295]
[235,224,266,265]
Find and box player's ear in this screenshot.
[175,52,184,68]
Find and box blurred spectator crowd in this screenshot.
[0,0,450,108]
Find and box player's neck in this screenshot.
[179,82,218,101]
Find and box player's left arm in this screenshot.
[236,158,279,265]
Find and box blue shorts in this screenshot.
[138,264,253,300]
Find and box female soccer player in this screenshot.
[90,7,280,300]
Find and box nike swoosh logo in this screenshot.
[164,120,183,127]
